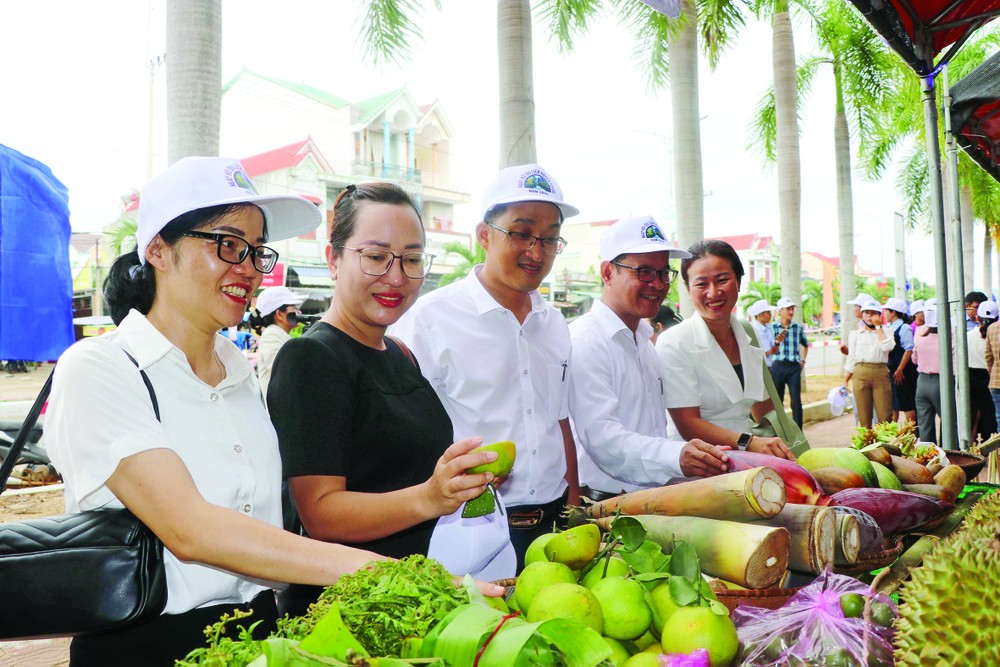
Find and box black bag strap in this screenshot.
[0,350,159,493]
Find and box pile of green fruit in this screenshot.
[513,517,740,667]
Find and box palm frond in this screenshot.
[536,0,605,52]
[697,0,748,69]
[355,0,424,67]
[106,216,138,258]
[747,86,777,162]
[611,0,677,91]
[895,144,930,232]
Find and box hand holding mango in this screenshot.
[461,441,516,518]
[421,436,499,516]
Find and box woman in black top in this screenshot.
[268,183,503,616]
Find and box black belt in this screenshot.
[580,486,623,503]
[507,493,567,530]
[774,359,801,365]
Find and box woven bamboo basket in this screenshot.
[832,535,905,576]
[715,585,805,613]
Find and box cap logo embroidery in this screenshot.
[225,164,258,194]
[641,221,666,242]
[517,168,554,195]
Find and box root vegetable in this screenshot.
[889,455,934,484]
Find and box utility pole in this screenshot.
[894,212,907,299]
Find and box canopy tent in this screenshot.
[0,145,74,362]
[848,0,1000,450]
[950,49,1000,181]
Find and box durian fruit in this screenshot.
[961,490,1000,529]
[894,524,1000,666]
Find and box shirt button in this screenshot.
[522,369,528,375]
[234,444,243,453]
[527,408,533,414]
[532,449,537,455]
[242,504,252,513]
[529,489,535,495]
[519,331,524,337]
[210,393,219,401]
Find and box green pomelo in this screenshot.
[642,642,662,654]
[466,440,516,476]
[582,556,630,588]
[591,576,652,641]
[623,654,662,667]
[514,560,576,612]
[631,629,657,651]
[869,461,903,490]
[524,532,558,566]
[545,523,602,569]
[661,605,739,667]
[648,580,681,636]
[602,636,633,666]
[526,582,604,635]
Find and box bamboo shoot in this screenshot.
[749,504,835,574]
[593,514,790,589]
[833,512,861,565]
[573,467,786,523]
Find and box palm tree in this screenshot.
[737,279,782,313]
[107,217,139,258]
[436,240,486,287]
[359,0,539,166]
[749,0,896,341]
[165,0,222,163]
[800,278,823,326]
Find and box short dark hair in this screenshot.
[650,305,682,330]
[329,183,423,252]
[680,239,745,286]
[103,203,262,326]
[965,291,988,306]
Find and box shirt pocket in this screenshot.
[547,361,569,421]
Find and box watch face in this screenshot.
[738,433,752,447]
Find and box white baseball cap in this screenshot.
[924,304,938,328]
[600,216,691,262]
[978,301,999,320]
[748,299,772,318]
[256,286,305,318]
[909,299,925,316]
[776,297,796,309]
[136,156,322,265]
[847,293,874,306]
[860,300,882,313]
[884,297,908,314]
[480,163,579,220]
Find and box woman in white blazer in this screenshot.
[656,240,795,460]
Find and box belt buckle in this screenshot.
[508,509,544,529]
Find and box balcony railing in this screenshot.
[351,160,421,182]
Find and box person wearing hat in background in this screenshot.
[250,285,306,403]
[844,300,894,427]
[965,291,988,332]
[569,216,736,503]
[392,164,580,570]
[657,240,795,461]
[968,301,999,441]
[840,292,875,355]
[909,299,926,334]
[984,307,1000,435]
[748,299,778,368]
[648,304,683,345]
[883,297,917,425]
[42,157,415,664]
[267,183,513,618]
[912,302,942,444]
[769,296,811,429]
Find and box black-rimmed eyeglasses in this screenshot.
[183,231,280,274]
[484,221,567,256]
[611,260,678,284]
[342,246,435,279]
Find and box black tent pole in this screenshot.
[922,73,958,450]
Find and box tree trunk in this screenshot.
[497,0,536,167]
[772,3,802,322]
[984,227,994,298]
[668,0,705,318]
[960,185,974,294]
[833,69,855,359]
[166,0,222,164]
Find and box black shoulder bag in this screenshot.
[0,353,167,639]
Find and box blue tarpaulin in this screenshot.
[0,145,74,362]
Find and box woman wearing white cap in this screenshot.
[844,300,894,427]
[882,297,917,425]
[909,299,926,334]
[43,158,501,664]
[969,301,999,440]
[267,183,513,618]
[250,285,305,403]
[912,303,942,444]
[657,240,795,461]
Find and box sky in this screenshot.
[0,0,992,288]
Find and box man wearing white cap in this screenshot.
[747,299,777,368]
[844,300,894,427]
[568,216,733,500]
[770,297,810,428]
[840,292,875,355]
[252,286,306,404]
[392,163,579,569]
